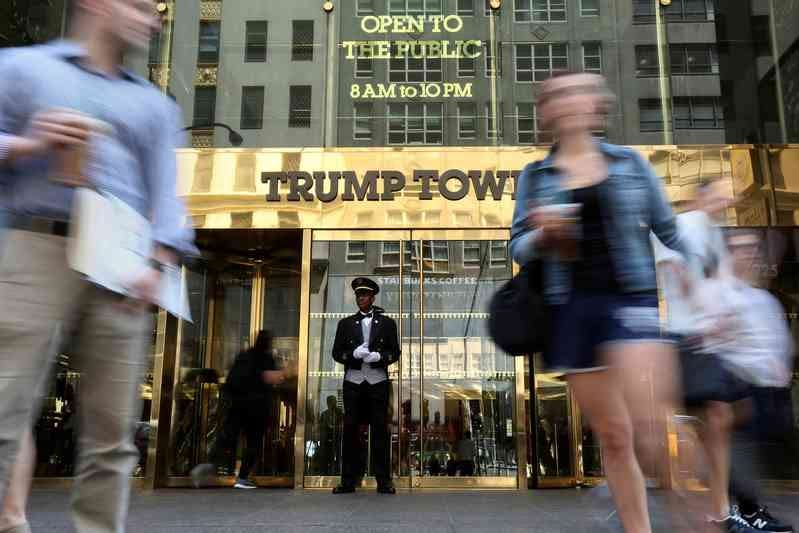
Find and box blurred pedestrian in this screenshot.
[510,71,687,533]
[0,0,196,531]
[191,330,292,489]
[331,277,400,495]
[686,230,794,532]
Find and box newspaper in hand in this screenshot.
[66,187,191,321]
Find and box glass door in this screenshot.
[408,233,519,488]
[303,230,523,489]
[168,259,255,478]
[303,232,408,488]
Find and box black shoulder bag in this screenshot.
[488,260,548,356]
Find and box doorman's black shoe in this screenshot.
[377,483,396,494]
[332,484,356,494]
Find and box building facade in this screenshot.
[3,0,798,490]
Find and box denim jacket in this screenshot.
[509,142,686,304]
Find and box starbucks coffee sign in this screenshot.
[343,15,481,100]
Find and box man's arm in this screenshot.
[144,99,198,260]
[332,319,353,366]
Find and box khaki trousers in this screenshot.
[0,230,149,533]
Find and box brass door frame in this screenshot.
[301,229,524,490]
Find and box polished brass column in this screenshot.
[293,229,313,488]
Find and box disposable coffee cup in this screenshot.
[530,203,582,222]
[51,114,114,187]
[531,203,583,260]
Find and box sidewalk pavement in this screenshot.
[28,486,798,532]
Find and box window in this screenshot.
[489,241,508,268]
[486,103,504,139]
[664,0,713,22]
[354,103,373,141]
[381,242,406,267]
[197,21,220,64]
[193,87,216,127]
[346,241,366,263]
[355,58,374,78]
[458,56,476,77]
[582,42,602,74]
[390,51,442,82]
[292,20,314,61]
[641,97,727,132]
[580,0,599,16]
[387,103,443,145]
[388,0,442,15]
[673,97,724,129]
[516,103,553,144]
[636,44,718,77]
[240,86,264,130]
[639,99,664,132]
[634,0,713,23]
[515,43,568,82]
[514,0,567,23]
[669,44,718,75]
[484,43,501,77]
[458,102,477,139]
[463,242,481,268]
[289,86,312,128]
[410,241,449,273]
[245,21,267,62]
[457,0,474,15]
[148,30,163,65]
[635,46,659,77]
[356,0,374,15]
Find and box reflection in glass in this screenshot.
[416,240,516,478]
[534,364,574,479]
[305,241,401,478]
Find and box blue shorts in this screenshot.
[546,291,664,373]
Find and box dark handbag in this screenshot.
[488,261,548,356]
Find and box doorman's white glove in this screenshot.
[353,344,370,360]
[363,351,381,364]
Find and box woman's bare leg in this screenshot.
[569,370,652,533]
[607,342,680,485]
[702,401,735,519]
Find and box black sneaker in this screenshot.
[742,507,794,532]
[332,484,355,494]
[234,478,257,489]
[711,514,760,533]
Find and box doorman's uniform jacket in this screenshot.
[332,306,400,372]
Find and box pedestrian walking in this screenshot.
[331,277,400,495]
[0,0,196,531]
[682,230,794,532]
[191,330,292,489]
[510,71,687,533]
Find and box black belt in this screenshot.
[7,215,70,237]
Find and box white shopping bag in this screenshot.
[67,188,191,321]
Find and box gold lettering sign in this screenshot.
[345,15,482,101]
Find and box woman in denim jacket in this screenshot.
[510,72,686,533]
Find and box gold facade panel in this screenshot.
[198,0,221,20]
[194,67,218,86]
[177,146,799,231]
